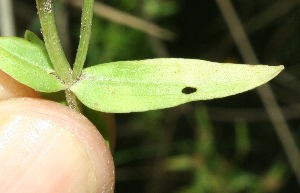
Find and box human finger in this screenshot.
[0,98,115,193]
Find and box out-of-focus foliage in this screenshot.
[88,18,153,63]
[143,0,178,19]
[87,0,178,63]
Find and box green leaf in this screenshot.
[24,30,46,50]
[70,58,284,113]
[0,36,66,92]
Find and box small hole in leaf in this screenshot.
[182,87,197,94]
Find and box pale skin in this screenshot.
[0,70,115,193]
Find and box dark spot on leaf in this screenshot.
[182,87,197,94]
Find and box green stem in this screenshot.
[36,0,72,83]
[65,89,81,112]
[72,0,94,79]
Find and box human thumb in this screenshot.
[0,98,115,193]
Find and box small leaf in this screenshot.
[24,30,46,50]
[70,58,284,113]
[0,36,65,92]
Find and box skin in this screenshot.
[0,70,115,193]
[0,70,40,100]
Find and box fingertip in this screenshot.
[0,98,115,193]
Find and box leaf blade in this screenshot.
[0,36,65,92]
[71,58,284,113]
[24,30,47,51]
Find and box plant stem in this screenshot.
[72,0,94,79]
[36,0,72,83]
[65,89,81,112]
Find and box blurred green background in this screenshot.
[3,0,300,192]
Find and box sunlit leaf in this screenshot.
[71,58,284,113]
[0,36,65,92]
